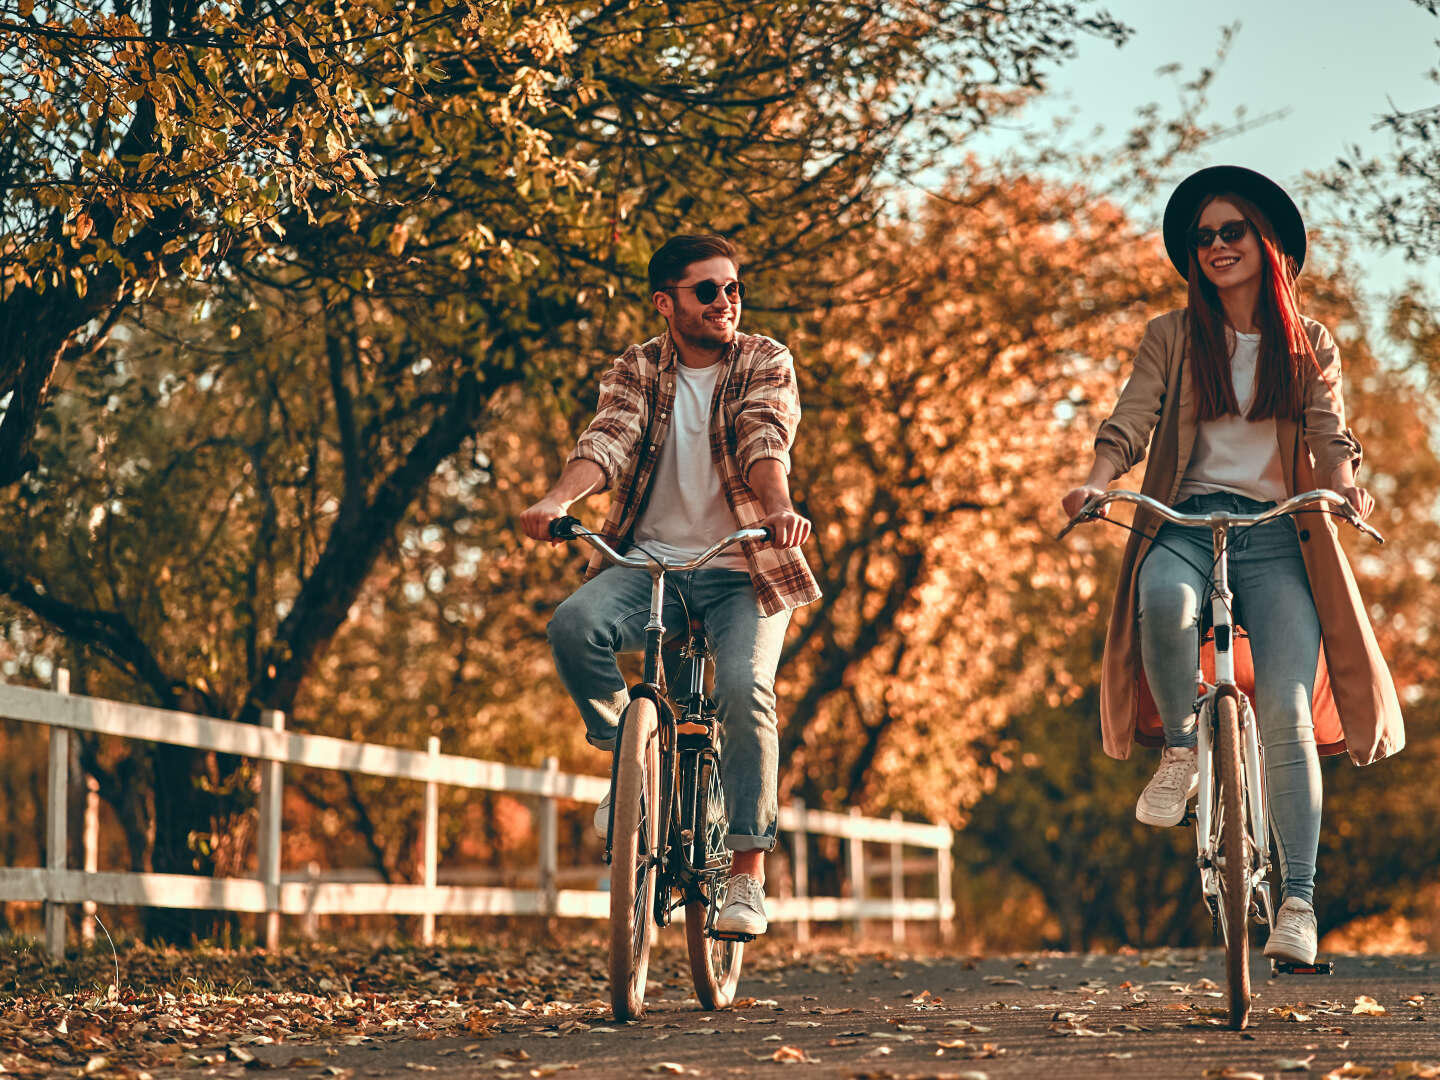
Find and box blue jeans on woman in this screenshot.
[547,565,791,852]
[1136,491,1323,905]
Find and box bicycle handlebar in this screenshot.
[548,516,773,570]
[1057,488,1384,544]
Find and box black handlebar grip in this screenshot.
[549,515,580,540]
[758,526,773,542]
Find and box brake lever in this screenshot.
[1056,496,1106,542]
[1332,503,1385,544]
[1354,518,1385,544]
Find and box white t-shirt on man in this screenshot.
[632,361,749,571]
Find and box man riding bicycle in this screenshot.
[519,234,819,937]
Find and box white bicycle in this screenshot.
[1061,488,1382,1029]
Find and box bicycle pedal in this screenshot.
[709,930,755,943]
[1272,960,1333,975]
[1175,806,1196,827]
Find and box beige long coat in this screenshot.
[1095,310,1404,765]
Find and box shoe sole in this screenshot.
[1263,935,1317,965]
[1136,804,1186,827]
[1135,780,1200,828]
[714,921,767,936]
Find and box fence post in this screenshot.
[938,831,955,944]
[45,667,71,962]
[847,806,864,938]
[303,861,321,940]
[81,774,99,945]
[421,736,440,946]
[538,756,558,921]
[790,796,809,944]
[889,811,905,944]
[258,710,285,951]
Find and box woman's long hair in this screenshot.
[1185,193,1319,422]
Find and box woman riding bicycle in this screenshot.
[1061,166,1405,964]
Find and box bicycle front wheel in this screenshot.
[685,755,744,1008]
[610,697,659,1021]
[1214,692,1252,1030]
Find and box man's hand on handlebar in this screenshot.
[757,507,811,549]
[520,497,569,543]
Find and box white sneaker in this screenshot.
[714,874,767,936]
[593,788,612,839]
[1264,897,1318,964]
[1135,745,1200,827]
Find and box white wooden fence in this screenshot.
[0,675,954,960]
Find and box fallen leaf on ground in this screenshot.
[770,1045,819,1064]
[1323,1065,1374,1079]
[1270,1005,1314,1023]
[943,1020,991,1033]
[1353,996,1387,1016]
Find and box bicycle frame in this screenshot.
[1190,512,1274,934]
[547,517,768,900]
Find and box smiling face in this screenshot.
[1194,198,1263,294]
[653,255,742,356]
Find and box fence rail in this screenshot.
[0,676,954,960]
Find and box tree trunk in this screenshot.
[0,284,118,485]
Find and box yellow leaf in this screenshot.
[1353,995,1387,1016]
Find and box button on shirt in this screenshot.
[567,330,821,616]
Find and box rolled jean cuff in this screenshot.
[725,832,777,853]
[585,731,617,751]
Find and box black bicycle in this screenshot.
[549,516,767,1020]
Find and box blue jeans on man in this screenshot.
[548,565,791,852]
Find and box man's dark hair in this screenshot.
[647,234,738,294]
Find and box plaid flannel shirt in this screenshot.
[568,330,821,617]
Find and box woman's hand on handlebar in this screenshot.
[1061,485,1110,521]
[1334,485,1375,521]
[757,507,811,549]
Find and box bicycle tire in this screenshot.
[685,755,744,1009]
[1215,692,1252,1030]
[610,697,659,1021]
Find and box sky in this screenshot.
[977,0,1439,317]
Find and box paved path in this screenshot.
[239,947,1440,1080]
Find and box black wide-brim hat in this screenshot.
[1162,165,1306,279]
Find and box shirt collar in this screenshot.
[659,330,738,372]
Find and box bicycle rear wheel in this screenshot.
[1214,692,1252,1030]
[610,698,659,1021]
[685,755,744,1009]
